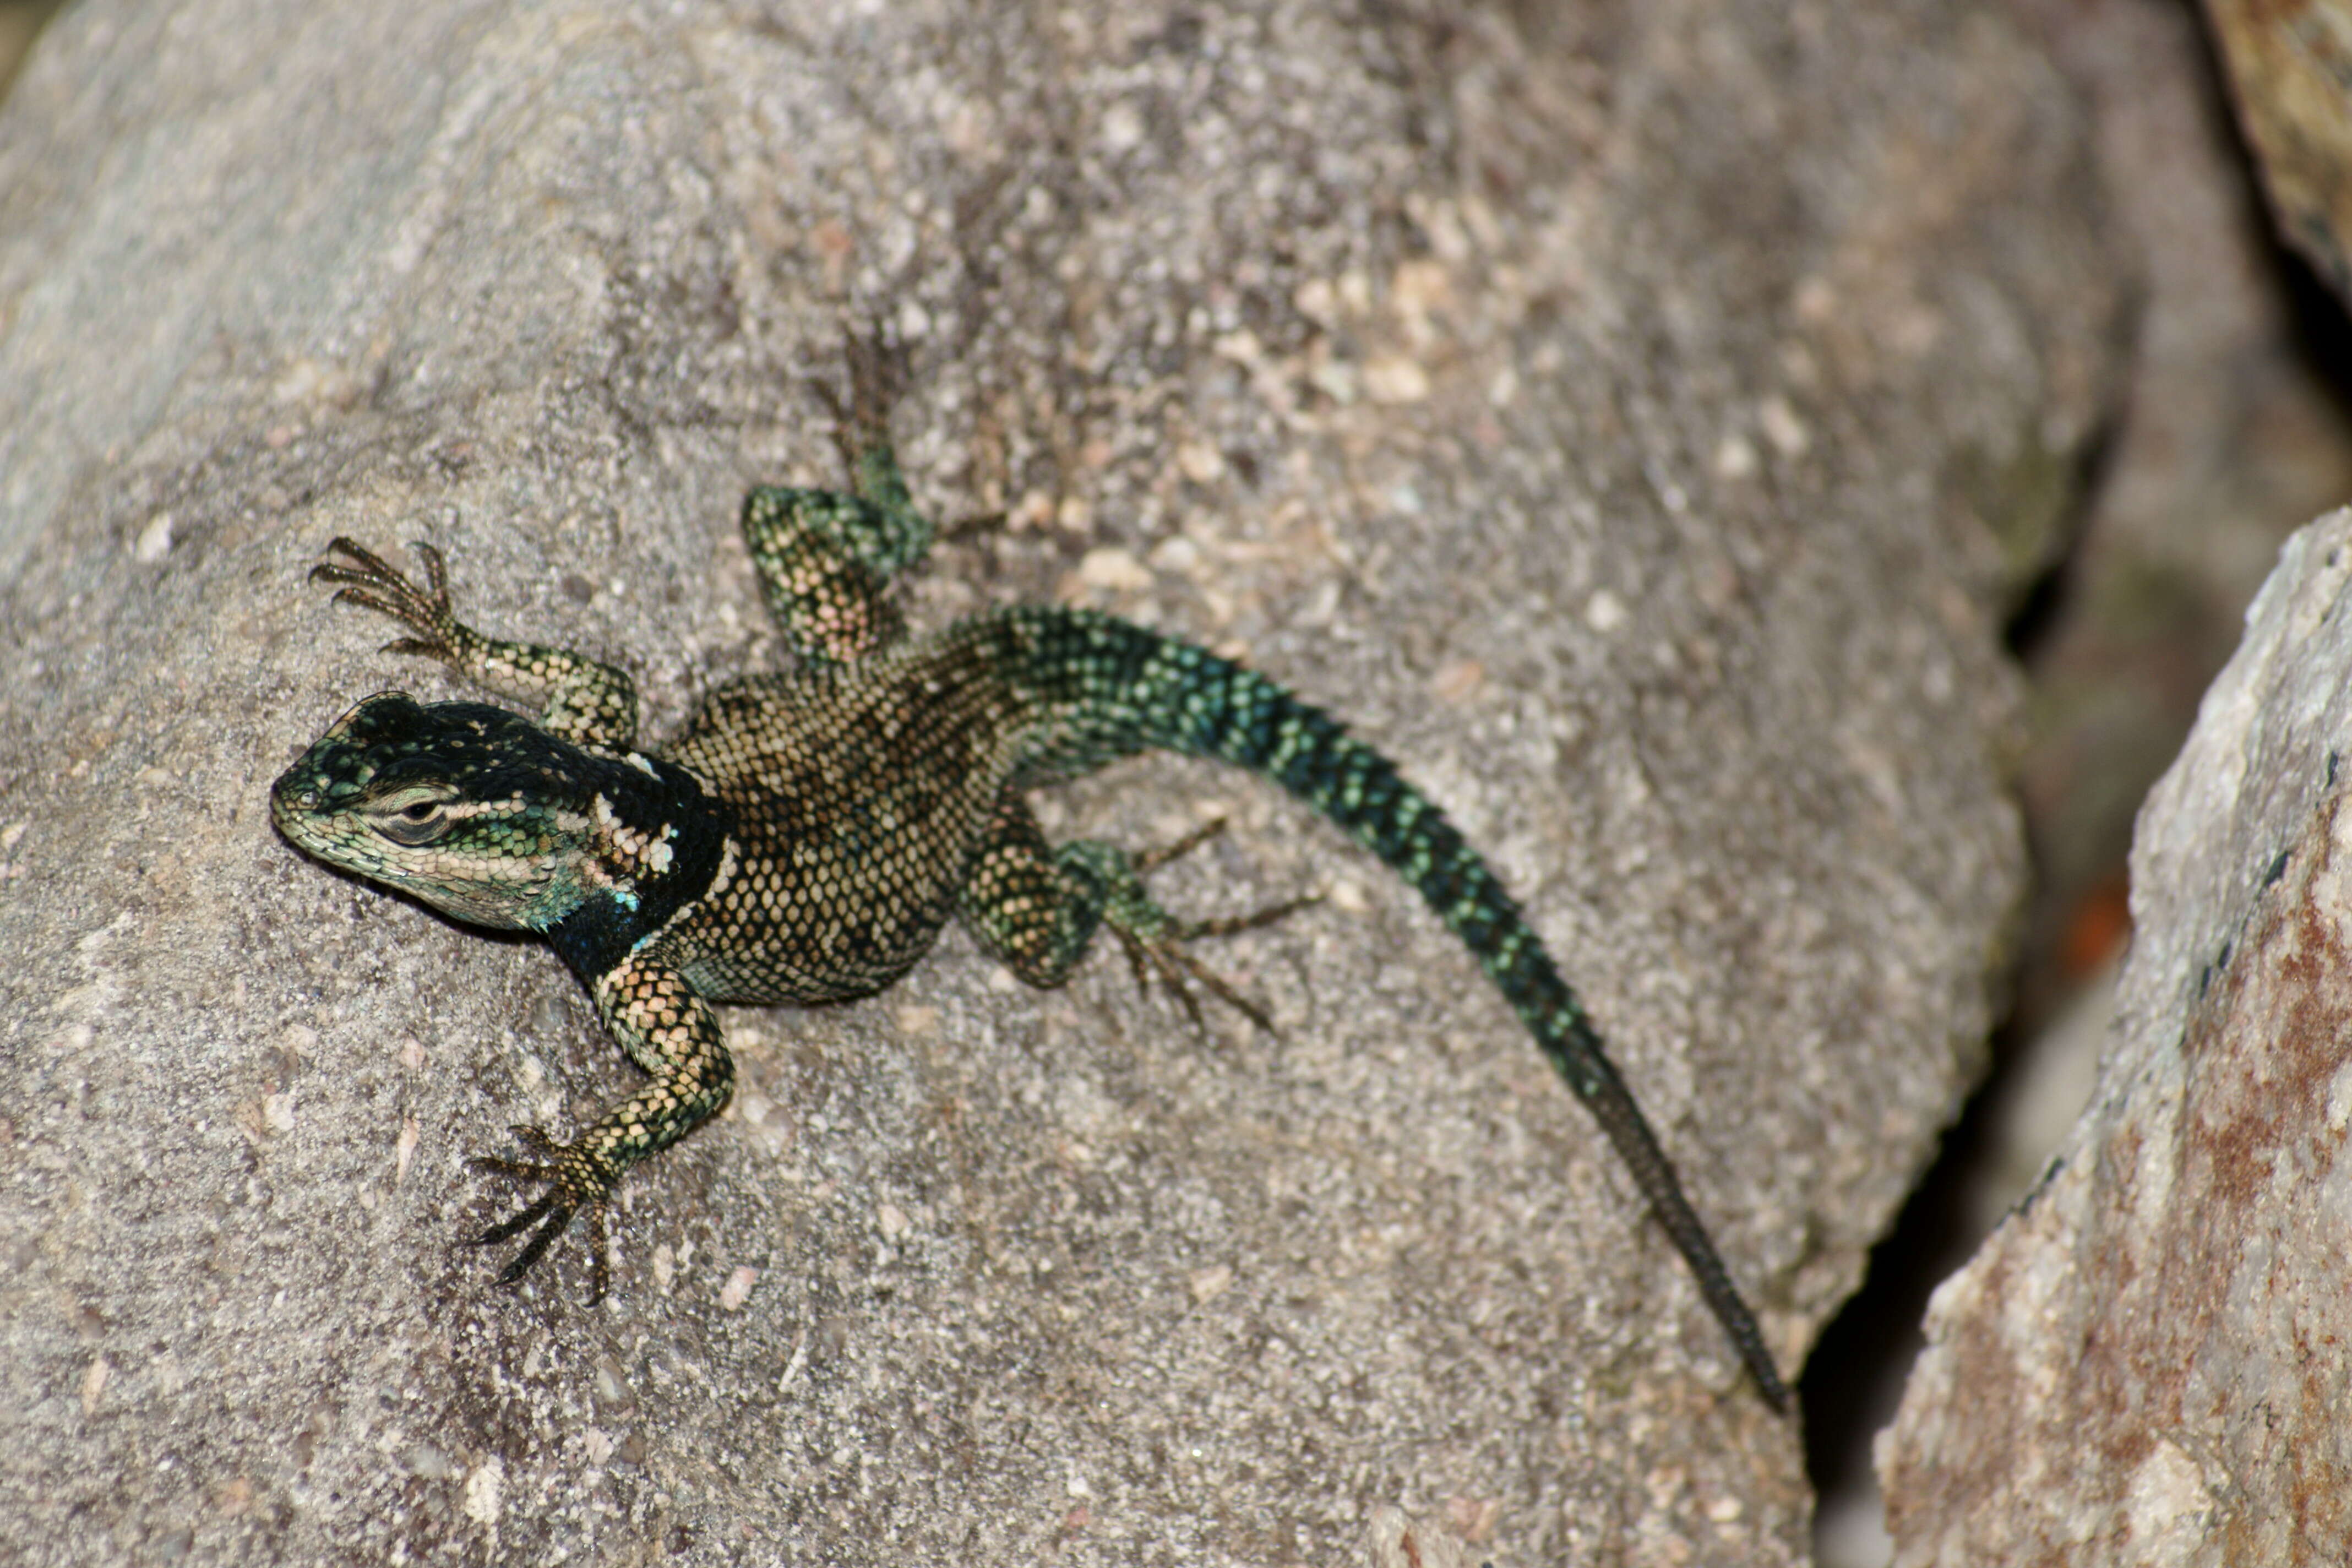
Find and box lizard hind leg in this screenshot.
[957,801,1316,1034]
[819,324,1001,540]
[813,324,915,517]
[1079,824,1319,1035]
[738,330,942,666]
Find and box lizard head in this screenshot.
[271,692,598,930]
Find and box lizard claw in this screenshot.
[465,1124,616,1300]
[313,537,463,663]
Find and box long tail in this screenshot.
[993,607,1789,1409]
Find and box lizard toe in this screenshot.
[464,1128,619,1297]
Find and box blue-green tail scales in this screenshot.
[986,606,1788,1409]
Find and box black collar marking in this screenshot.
[545,755,730,984]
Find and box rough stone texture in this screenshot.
[2203,0,2352,304]
[2011,0,2352,1026]
[0,2,2119,1564]
[1882,507,2352,1566]
[1807,6,2352,1560]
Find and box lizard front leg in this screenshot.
[314,536,640,750]
[469,953,734,1297]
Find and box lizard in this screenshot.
[269,347,1790,1412]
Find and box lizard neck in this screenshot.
[540,750,729,984]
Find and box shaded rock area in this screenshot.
[1882,508,2352,1565]
[0,2,2120,1564]
[2009,0,2352,1038]
[0,1,57,97]
[1807,1,2352,1559]
[2204,0,2352,305]
[1848,4,2352,1564]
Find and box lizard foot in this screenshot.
[814,322,910,466]
[1102,819,1320,1034]
[465,1124,617,1301]
[312,537,465,663]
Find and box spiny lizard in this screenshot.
[270,350,1789,1411]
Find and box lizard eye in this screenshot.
[371,793,455,846]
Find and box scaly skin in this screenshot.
[271,354,1789,1410]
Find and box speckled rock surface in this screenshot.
[1882,508,2352,1566]
[0,1,2119,1563]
